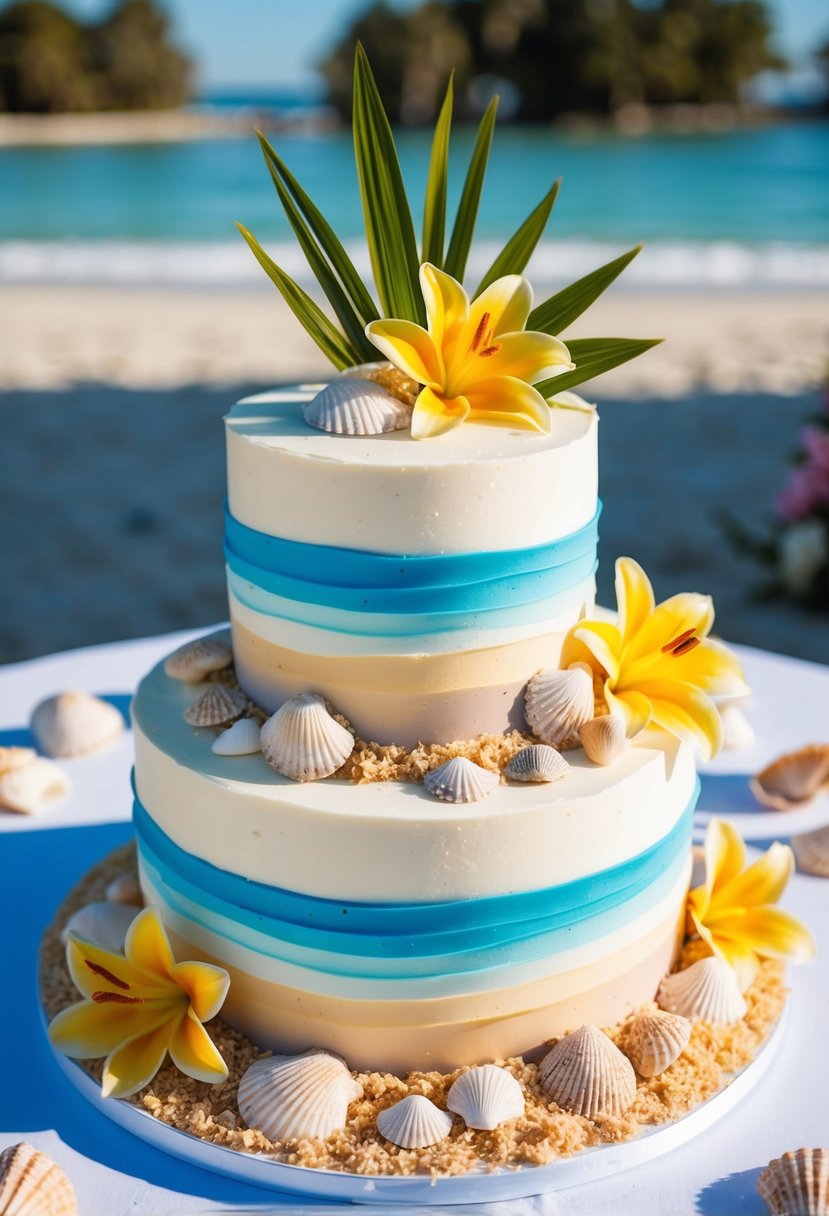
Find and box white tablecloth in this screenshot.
[1,630,828,1216]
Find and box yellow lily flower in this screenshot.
[365,263,573,439]
[48,906,230,1099]
[561,557,748,760]
[688,817,815,991]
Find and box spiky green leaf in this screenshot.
[421,74,453,267]
[443,97,498,283]
[528,246,643,335]
[474,179,560,296]
[536,336,662,397]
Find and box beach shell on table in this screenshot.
[304,378,412,436]
[376,1095,454,1149]
[0,747,36,774]
[184,684,247,728]
[524,663,595,748]
[537,1024,637,1118]
[757,1148,829,1216]
[260,693,354,782]
[657,957,747,1023]
[505,744,569,784]
[30,692,123,758]
[0,758,70,815]
[237,1050,363,1142]
[424,756,499,804]
[104,873,143,906]
[792,825,829,878]
[579,713,630,766]
[446,1065,525,1130]
[61,901,139,951]
[211,717,262,756]
[164,634,233,683]
[0,1142,77,1216]
[720,702,756,752]
[750,745,829,812]
[625,1009,692,1077]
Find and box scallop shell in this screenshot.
[792,825,829,878]
[260,693,354,782]
[505,744,569,783]
[537,1024,636,1118]
[304,378,412,435]
[524,664,595,748]
[0,758,70,815]
[0,747,36,775]
[0,1142,77,1216]
[184,684,247,728]
[30,692,123,758]
[446,1065,525,1130]
[751,745,829,812]
[62,901,138,951]
[104,873,143,905]
[625,1009,692,1077]
[376,1095,454,1149]
[657,957,747,1023]
[720,702,755,752]
[757,1148,829,1216]
[164,634,233,683]
[579,713,630,766]
[424,756,499,803]
[211,718,262,756]
[237,1050,363,1142]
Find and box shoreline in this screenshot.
[0,108,339,147]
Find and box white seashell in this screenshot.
[524,664,595,748]
[30,692,123,758]
[757,1148,829,1216]
[579,713,630,766]
[211,718,262,756]
[0,1142,77,1216]
[537,1024,636,1118]
[62,901,139,951]
[0,747,36,775]
[657,957,747,1023]
[625,1009,692,1077]
[0,758,70,815]
[164,634,233,683]
[720,703,755,752]
[184,684,247,728]
[505,744,569,783]
[792,825,829,878]
[104,873,143,906]
[751,745,829,812]
[237,1050,363,1142]
[446,1065,524,1130]
[260,693,353,782]
[376,1095,454,1149]
[304,378,412,435]
[424,756,499,804]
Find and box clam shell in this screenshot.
[424,756,499,803]
[376,1095,453,1149]
[446,1065,524,1130]
[184,684,247,728]
[537,1024,636,1118]
[625,1009,691,1077]
[792,825,829,878]
[720,703,755,752]
[211,718,262,756]
[30,692,123,758]
[757,1148,829,1216]
[524,664,595,748]
[164,634,233,683]
[0,747,36,775]
[505,744,569,783]
[0,1142,77,1216]
[104,873,143,906]
[657,957,747,1023]
[579,714,630,766]
[751,745,829,812]
[237,1050,363,1142]
[260,693,354,782]
[62,901,138,951]
[304,378,412,435]
[0,758,70,815]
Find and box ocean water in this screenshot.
[2,120,828,288]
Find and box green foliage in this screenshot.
[536,339,663,397]
[421,74,454,267]
[474,180,560,297]
[443,97,497,281]
[527,247,643,335]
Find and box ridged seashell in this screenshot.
[104,873,143,905]
[0,1142,77,1216]
[625,1009,692,1077]
[184,684,247,728]
[505,744,569,783]
[30,692,123,759]
[0,747,36,775]
[757,1148,829,1216]
[211,718,261,756]
[259,693,354,782]
[61,901,138,951]
[537,1024,637,1119]
[657,957,747,1023]
[339,361,420,407]
[720,703,755,752]
[0,758,70,815]
[304,378,412,436]
[579,714,630,766]
[376,1095,454,1149]
[446,1065,525,1130]
[424,756,500,804]
[524,664,595,748]
[164,634,233,683]
[750,745,829,812]
[237,1050,363,1142]
[792,825,829,878]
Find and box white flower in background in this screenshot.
[779,520,827,596]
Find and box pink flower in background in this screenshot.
[776,425,829,522]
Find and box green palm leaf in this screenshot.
[528,246,643,335]
[421,74,453,267]
[443,97,498,283]
[474,179,560,296]
[536,337,662,397]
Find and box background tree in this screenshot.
[0,1,93,112]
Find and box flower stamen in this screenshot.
[92,991,143,1004]
[470,312,490,353]
[85,959,130,990]
[671,636,701,657]
[479,343,502,357]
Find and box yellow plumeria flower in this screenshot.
[48,906,230,1099]
[688,818,815,991]
[561,556,748,760]
[366,263,573,439]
